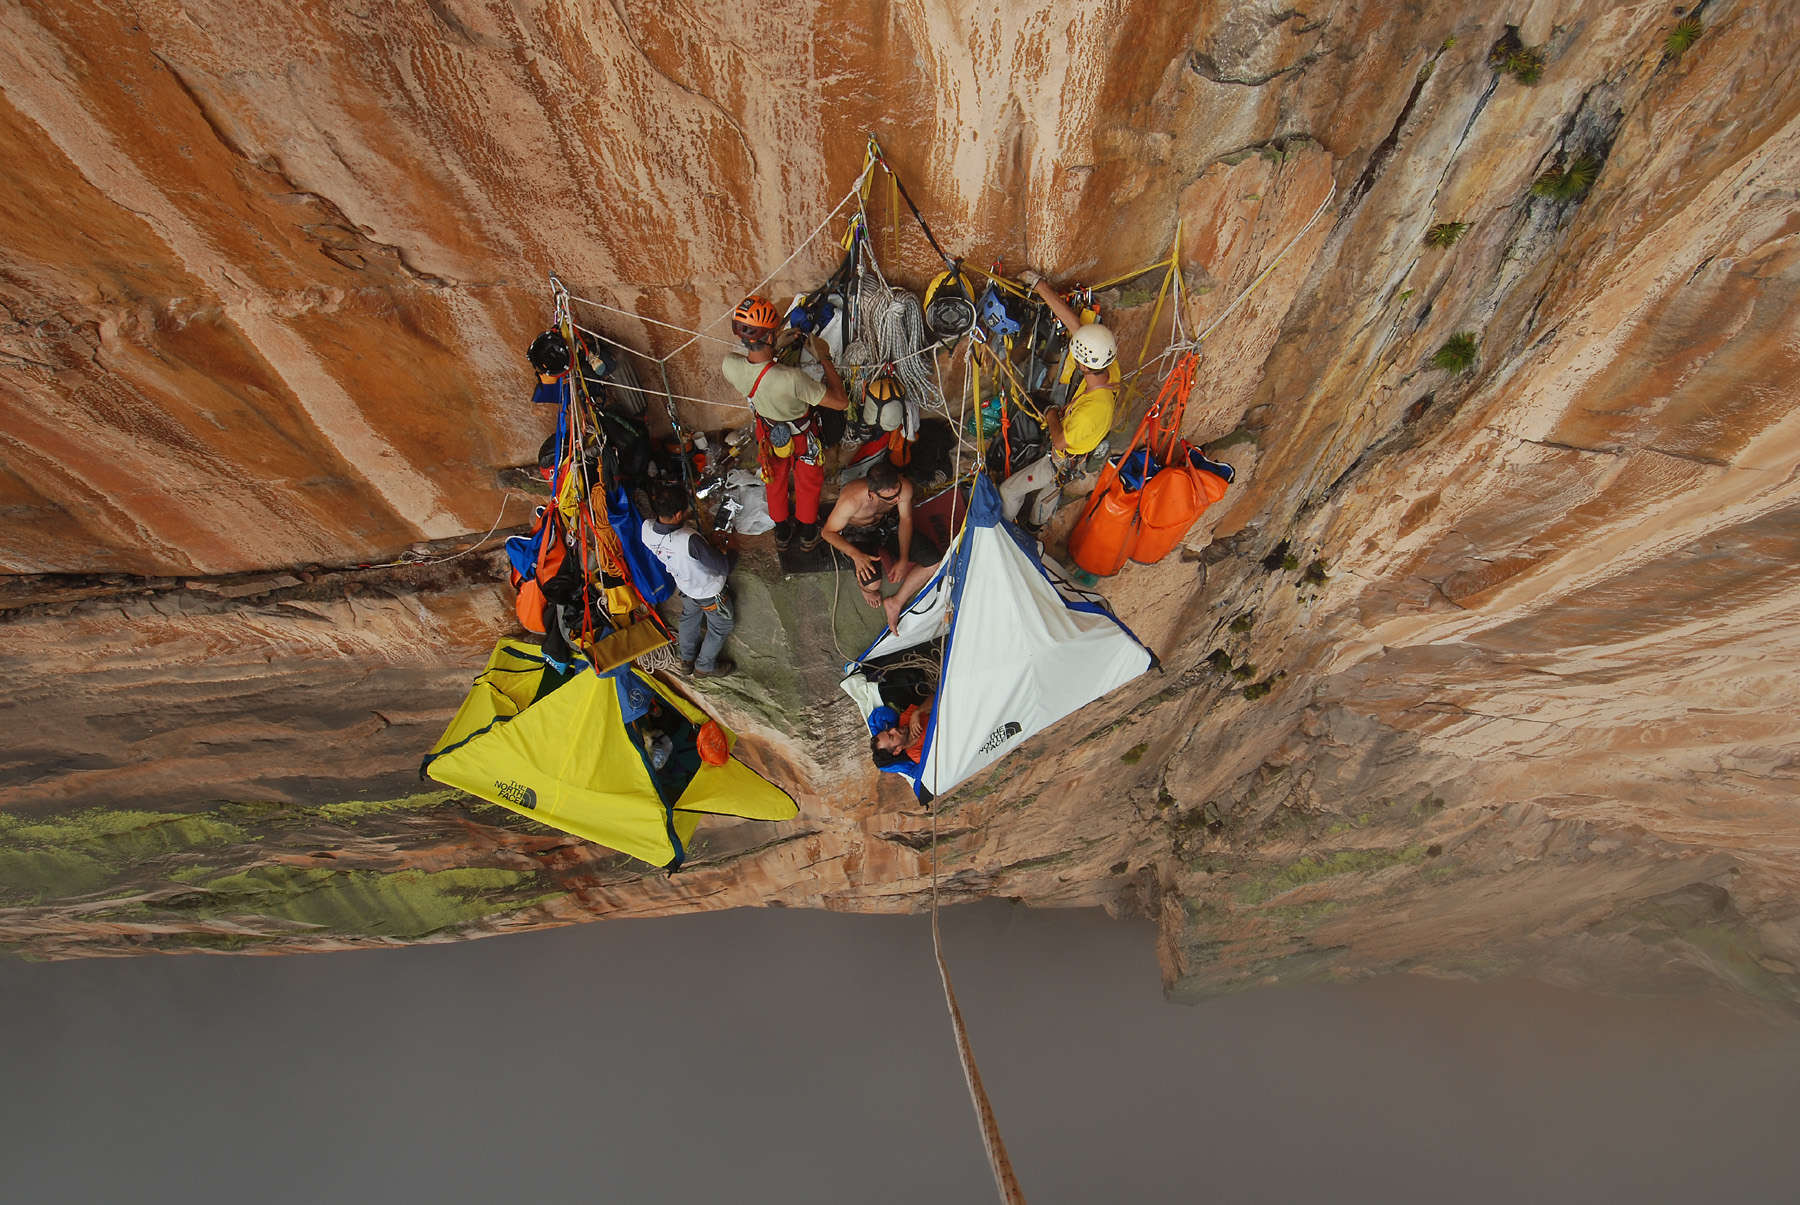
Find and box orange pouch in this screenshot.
[1067,477,1141,577]
[1132,462,1229,564]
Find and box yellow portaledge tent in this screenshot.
[422,640,798,869]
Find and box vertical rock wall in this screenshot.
[3,0,1799,1002]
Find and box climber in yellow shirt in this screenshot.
[998,272,1119,527]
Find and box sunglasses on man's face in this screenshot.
[872,486,901,501]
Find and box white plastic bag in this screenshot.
[726,468,774,535]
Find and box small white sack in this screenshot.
[726,468,775,535]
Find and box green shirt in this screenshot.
[721,354,825,422]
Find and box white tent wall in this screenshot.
[921,523,1153,794]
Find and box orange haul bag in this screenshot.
[1067,474,1142,576]
[1132,457,1231,564]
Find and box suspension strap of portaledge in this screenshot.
[870,136,956,270]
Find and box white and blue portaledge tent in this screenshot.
[840,474,1157,800]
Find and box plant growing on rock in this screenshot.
[1488,30,1546,84]
[1432,332,1479,373]
[1425,221,1470,247]
[1665,16,1704,58]
[1532,156,1599,201]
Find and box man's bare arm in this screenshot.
[820,485,878,578]
[1031,278,1083,336]
[894,480,915,568]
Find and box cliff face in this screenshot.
[3,0,1798,1007]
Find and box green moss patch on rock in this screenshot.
[191,864,548,938]
[1234,844,1430,906]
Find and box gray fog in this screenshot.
[2,903,1797,1203]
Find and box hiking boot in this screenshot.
[678,659,696,675]
[797,521,821,552]
[694,658,737,678]
[773,519,795,551]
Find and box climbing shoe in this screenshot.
[695,658,737,678]
[797,521,821,552]
[773,519,795,551]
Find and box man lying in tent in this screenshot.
[819,460,923,612]
[870,693,934,770]
[997,274,1120,529]
[720,295,850,552]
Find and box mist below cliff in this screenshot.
[3,903,1796,1203]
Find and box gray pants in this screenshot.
[999,454,1062,527]
[679,591,734,671]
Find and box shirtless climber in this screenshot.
[999,272,1120,528]
[821,460,914,603]
[820,460,942,633]
[720,295,850,552]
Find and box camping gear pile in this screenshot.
[421,135,1284,868]
[423,297,799,868]
[505,302,678,674]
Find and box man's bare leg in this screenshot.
[883,559,939,632]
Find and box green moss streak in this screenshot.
[1236,845,1429,906]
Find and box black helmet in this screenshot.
[924,269,977,342]
[528,329,570,375]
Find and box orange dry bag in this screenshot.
[1132,459,1230,564]
[514,522,567,634]
[1067,351,1206,577]
[1067,473,1142,576]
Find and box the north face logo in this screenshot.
[495,779,538,810]
[978,721,1022,754]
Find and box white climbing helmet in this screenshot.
[1069,322,1117,371]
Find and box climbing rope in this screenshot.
[930,822,1027,1205]
[664,178,870,361]
[921,346,1026,1203]
[1192,182,1337,347]
[840,275,944,432]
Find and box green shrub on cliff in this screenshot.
[1532,157,1599,202]
[1665,16,1704,58]
[1432,332,1479,373]
[1489,32,1546,84]
[1425,220,1470,248]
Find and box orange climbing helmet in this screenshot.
[732,296,781,344]
[697,720,730,766]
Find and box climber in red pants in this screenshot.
[720,296,850,551]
